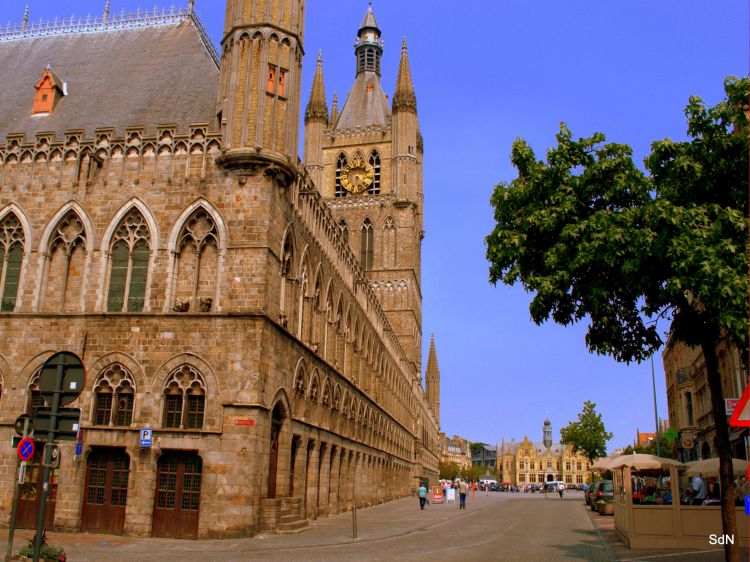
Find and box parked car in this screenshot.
[590,480,614,511]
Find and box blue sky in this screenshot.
[8,1,748,451]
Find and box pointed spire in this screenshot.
[425,333,440,379]
[329,91,339,128]
[188,0,195,15]
[393,37,417,113]
[305,50,328,124]
[22,5,29,31]
[360,2,380,32]
[103,0,111,21]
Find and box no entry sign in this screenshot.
[17,438,34,461]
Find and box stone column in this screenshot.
[317,442,331,515]
[293,436,309,499]
[305,439,319,518]
[327,445,341,513]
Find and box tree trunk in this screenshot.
[700,336,738,562]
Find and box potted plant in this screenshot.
[14,532,66,561]
[597,497,614,515]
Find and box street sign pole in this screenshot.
[33,363,61,562]
[5,417,30,560]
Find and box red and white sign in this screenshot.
[729,386,750,428]
[235,419,254,426]
[432,486,443,502]
[726,398,740,416]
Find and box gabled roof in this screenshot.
[0,10,219,141]
[334,72,391,130]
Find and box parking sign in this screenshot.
[140,428,153,448]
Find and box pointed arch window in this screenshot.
[163,366,206,430]
[335,153,348,197]
[0,213,25,311]
[174,209,218,312]
[361,218,374,270]
[92,364,135,426]
[107,210,150,312]
[26,371,44,416]
[45,211,87,311]
[368,150,381,195]
[338,219,349,243]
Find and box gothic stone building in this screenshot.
[0,2,439,539]
[498,420,592,486]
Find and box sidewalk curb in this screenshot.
[585,504,618,562]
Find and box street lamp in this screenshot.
[651,355,661,457]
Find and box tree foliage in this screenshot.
[559,401,612,464]
[439,461,461,480]
[486,76,748,561]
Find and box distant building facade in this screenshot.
[662,334,748,461]
[438,434,472,471]
[472,444,498,469]
[499,419,592,486]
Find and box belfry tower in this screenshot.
[305,4,425,375]
[543,418,553,450]
[216,0,304,181]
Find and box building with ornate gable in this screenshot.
[0,1,439,538]
[498,419,592,486]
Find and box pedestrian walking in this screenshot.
[558,485,564,499]
[458,480,468,509]
[544,484,548,499]
[418,483,427,510]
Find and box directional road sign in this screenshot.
[729,384,750,428]
[140,428,153,448]
[33,407,81,441]
[17,438,34,462]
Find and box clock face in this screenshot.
[341,157,374,194]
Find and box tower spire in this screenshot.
[354,3,383,76]
[305,51,328,124]
[425,333,441,427]
[103,0,111,21]
[393,37,417,113]
[329,92,339,128]
[22,5,29,31]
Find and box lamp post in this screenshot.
[651,355,661,457]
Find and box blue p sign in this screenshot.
[744,495,749,516]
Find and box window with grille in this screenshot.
[162,366,206,430]
[368,151,380,194]
[0,213,24,311]
[94,391,113,425]
[107,210,150,312]
[360,218,374,270]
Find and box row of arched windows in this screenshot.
[336,216,395,272]
[334,150,381,197]
[0,201,222,314]
[23,362,207,430]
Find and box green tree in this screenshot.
[486,77,748,561]
[439,461,461,480]
[560,401,613,466]
[469,442,488,457]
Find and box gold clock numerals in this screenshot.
[341,157,374,194]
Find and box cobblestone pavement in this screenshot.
[6,491,744,561]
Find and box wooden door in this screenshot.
[152,452,202,539]
[17,442,57,529]
[81,448,129,534]
[267,419,281,498]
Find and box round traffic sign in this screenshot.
[17,438,34,462]
[14,414,33,437]
[38,351,86,407]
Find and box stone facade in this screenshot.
[499,420,592,486]
[662,335,747,462]
[438,434,472,472]
[0,2,439,539]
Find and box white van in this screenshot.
[545,481,565,492]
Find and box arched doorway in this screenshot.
[268,402,286,499]
[546,473,554,482]
[701,442,711,460]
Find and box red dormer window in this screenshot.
[32,67,65,115]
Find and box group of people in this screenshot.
[686,473,749,506]
[418,480,473,510]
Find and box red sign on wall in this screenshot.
[235,419,254,426]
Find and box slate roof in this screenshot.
[0,14,219,142]
[334,71,391,130]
